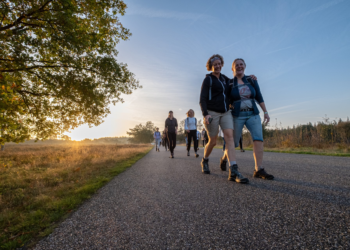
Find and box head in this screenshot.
[186,109,194,117]
[232,58,246,76]
[156,127,159,132]
[168,111,173,118]
[202,128,205,131]
[206,54,224,74]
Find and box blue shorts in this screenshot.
[233,111,263,147]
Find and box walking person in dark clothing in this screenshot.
[162,130,168,151]
[185,109,199,158]
[201,128,206,147]
[165,111,178,158]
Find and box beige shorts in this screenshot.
[204,110,234,137]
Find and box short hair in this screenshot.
[232,58,246,69]
[169,110,173,113]
[186,109,194,117]
[206,54,224,71]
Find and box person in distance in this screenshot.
[184,109,199,158]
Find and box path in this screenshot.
[35,146,350,249]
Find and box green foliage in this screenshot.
[0,0,140,145]
[127,121,155,143]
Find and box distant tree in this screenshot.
[61,135,71,141]
[127,121,155,143]
[0,0,140,148]
[197,119,203,131]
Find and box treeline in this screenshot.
[243,118,350,149]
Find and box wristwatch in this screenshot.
[264,111,268,115]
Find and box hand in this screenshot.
[263,113,270,124]
[250,75,257,81]
[175,129,178,135]
[186,130,190,133]
[204,115,212,124]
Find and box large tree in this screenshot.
[127,121,155,143]
[0,0,140,146]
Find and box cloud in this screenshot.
[128,6,208,21]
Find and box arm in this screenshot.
[184,118,189,132]
[175,119,178,134]
[258,102,270,124]
[199,77,210,118]
[165,119,168,132]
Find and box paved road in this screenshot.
[35,146,350,249]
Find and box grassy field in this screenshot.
[0,143,152,249]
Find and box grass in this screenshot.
[242,146,350,157]
[0,143,152,249]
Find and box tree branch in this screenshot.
[0,0,54,32]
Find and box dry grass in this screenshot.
[0,143,152,249]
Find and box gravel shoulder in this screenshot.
[35,146,350,249]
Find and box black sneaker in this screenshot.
[187,151,190,156]
[201,158,210,174]
[220,157,227,171]
[228,164,249,184]
[195,153,199,158]
[253,168,274,180]
[240,149,245,152]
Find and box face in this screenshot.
[211,59,222,74]
[156,128,159,131]
[168,112,173,118]
[232,60,246,76]
[188,110,194,117]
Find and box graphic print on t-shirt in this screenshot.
[238,85,252,109]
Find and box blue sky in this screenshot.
[68,0,350,140]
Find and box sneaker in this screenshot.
[240,149,245,152]
[253,168,274,180]
[220,157,227,171]
[201,158,210,174]
[195,153,199,158]
[187,151,190,156]
[228,164,249,183]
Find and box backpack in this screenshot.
[207,75,227,101]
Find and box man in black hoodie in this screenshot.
[165,111,178,158]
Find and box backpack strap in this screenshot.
[246,76,255,88]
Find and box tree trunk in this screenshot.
[1,145,4,151]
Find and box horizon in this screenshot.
[66,0,350,141]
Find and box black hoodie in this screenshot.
[199,73,231,117]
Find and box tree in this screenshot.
[0,0,140,147]
[127,121,155,143]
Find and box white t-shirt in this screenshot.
[185,117,197,130]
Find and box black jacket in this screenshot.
[199,73,231,116]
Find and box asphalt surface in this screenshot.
[35,146,350,249]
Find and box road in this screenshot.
[35,146,350,249]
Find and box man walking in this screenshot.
[165,111,178,158]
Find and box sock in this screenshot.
[230,161,237,166]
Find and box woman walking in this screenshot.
[229,58,274,180]
[185,109,199,157]
[199,54,248,183]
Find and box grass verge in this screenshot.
[0,144,152,250]
[242,147,350,157]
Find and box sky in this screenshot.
[68,0,350,140]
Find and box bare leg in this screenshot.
[253,141,264,170]
[204,136,217,158]
[223,129,236,163]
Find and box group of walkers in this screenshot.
[154,54,274,184]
